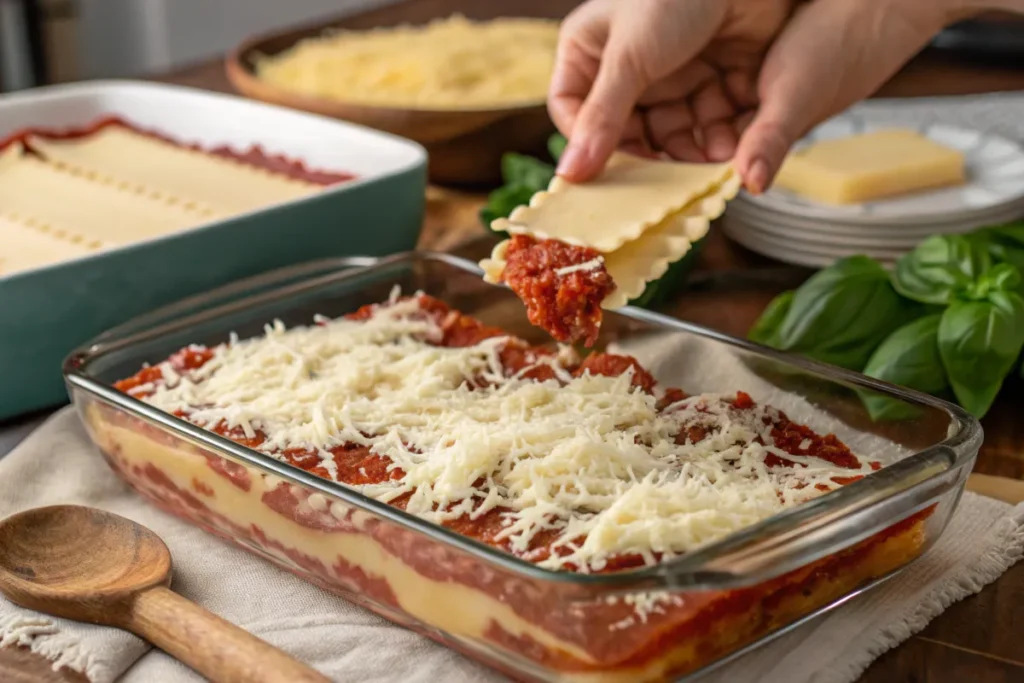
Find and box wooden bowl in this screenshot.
[226,25,556,188]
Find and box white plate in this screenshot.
[723,217,903,267]
[724,218,906,259]
[742,114,1024,223]
[725,200,1024,244]
[723,226,851,269]
[729,194,1024,235]
[728,214,926,249]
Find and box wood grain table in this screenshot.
[4,1,1024,681]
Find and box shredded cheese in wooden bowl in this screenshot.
[253,14,559,110]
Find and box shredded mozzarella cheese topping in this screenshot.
[554,257,605,277]
[139,296,874,572]
[254,15,558,109]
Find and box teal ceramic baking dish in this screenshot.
[0,80,427,420]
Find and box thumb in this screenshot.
[732,9,837,194]
[735,0,946,194]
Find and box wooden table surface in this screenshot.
[4,1,1024,681]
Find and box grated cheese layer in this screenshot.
[136,293,874,572]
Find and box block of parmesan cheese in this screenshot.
[773,128,966,205]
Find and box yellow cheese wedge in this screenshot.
[773,128,966,205]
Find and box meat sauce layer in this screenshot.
[0,116,356,186]
[115,294,879,574]
[499,235,616,347]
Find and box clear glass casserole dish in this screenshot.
[63,252,982,683]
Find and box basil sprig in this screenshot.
[938,287,1024,417]
[480,134,565,229]
[893,234,991,305]
[977,222,1024,275]
[748,290,793,347]
[860,314,946,421]
[754,256,915,370]
[750,221,1024,419]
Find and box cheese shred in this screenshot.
[139,295,874,572]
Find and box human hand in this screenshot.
[549,0,971,192]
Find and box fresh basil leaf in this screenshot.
[987,241,1024,276]
[977,222,1024,275]
[773,256,912,370]
[501,153,555,190]
[981,221,1024,247]
[861,314,946,420]
[938,290,1024,418]
[748,291,794,347]
[964,263,1022,300]
[480,183,537,231]
[985,262,1021,291]
[548,133,568,162]
[893,234,992,305]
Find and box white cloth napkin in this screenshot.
[0,407,1021,683]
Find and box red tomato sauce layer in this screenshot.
[498,235,616,347]
[0,116,355,186]
[114,294,878,576]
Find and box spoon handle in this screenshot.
[127,585,331,683]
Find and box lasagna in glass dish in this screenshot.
[66,254,980,683]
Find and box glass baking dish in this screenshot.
[63,252,982,683]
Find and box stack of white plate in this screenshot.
[722,114,1024,268]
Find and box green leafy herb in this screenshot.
[767,256,912,370]
[501,153,556,191]
[977,222,1024,275]
[938,289,1024,418]
[893,234,992,305]
[748,221,1024,420]
[548,133,568,161]
[480,136,566,232]
[861,314,947,420]
[963,262,1021,300]
[748,291,794,347]
[479,184,538,228]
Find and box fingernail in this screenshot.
[704,132,737,163]
[747,158,770,194]
[706,139,735,163]
[556,143,585,178]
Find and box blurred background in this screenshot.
[0,0,401,90]
[1,1,1023,93]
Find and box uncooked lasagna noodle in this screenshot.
[0,213,100,276]
[0,118,354,277]
[0,147,212,244]
[481,154,741,308]
[28,126,319,215]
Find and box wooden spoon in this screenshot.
[0,505,330,683]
